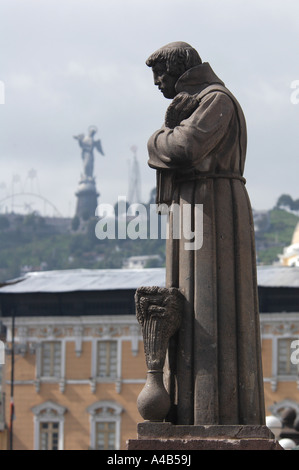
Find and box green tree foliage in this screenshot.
[0,193,298,282]
[276,194,299,211]
[0,208,166,282]
[255,208,299,264]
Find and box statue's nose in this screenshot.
[154,75,161,86]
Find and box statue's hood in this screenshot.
[175,62,224,95]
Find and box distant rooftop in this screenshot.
[0,265,298,294]
[257,266,299,288]
[0,268,166,294]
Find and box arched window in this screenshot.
[269,399,299,417]
[87,401,123,450]
[32,401,67,450]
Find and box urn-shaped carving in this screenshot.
[135,286,183,421]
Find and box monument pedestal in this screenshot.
[75,177,99,219]
[127,422,283,450]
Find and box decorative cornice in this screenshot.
[269,399,299,416]
[32,400,67,417]
[1,316,142,344]
[86,400,123,417]
[260,313,299,336]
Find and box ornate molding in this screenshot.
[37,326,66,338]
[129,324,140,356]
[115,378,122,394]
[32,400,67,418]
[270,399,299,417]
[260,314,299,337]
[270,378,278,392]
[34,379,40,393]
[89,378,96,394]
[87,400,123,417]
[73,325,84,357]
[59,378,66,394]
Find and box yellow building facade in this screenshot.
[0,266,298,450]
[1,315,146,450]
[279,222,299,267]
[261,313,299,415]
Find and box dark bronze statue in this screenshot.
[142,41,265,426]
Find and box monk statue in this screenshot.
[145,41,265,426]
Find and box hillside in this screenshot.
[0,211,166,283]
[255,208,299,265]
[0,202,298,283]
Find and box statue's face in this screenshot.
[152,62,179,99]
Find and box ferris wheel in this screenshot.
[0,169,63,217]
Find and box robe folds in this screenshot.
[147,63,265,426]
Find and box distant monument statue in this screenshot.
[74,126,104,219]
[128,42,281,450]
[74,126,104,179]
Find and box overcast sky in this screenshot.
[0,0,299,217]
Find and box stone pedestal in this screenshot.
[75,177,99,219]
[127,422,283,450]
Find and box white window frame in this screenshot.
[87,401,122,450]
[273,335,299,380]
[32,401,66,450]
[36,340,65,386]
[40,341,62,378]
[91,339,122,383]
[277,336,299,376]
[96,340,118,378]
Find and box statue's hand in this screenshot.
[165,92,199,129]
[73,134,84,141]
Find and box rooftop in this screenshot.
[0,265,298,294]
[0,268,166,294]
[257,266,299,288]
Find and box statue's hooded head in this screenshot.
[146,42,202,98]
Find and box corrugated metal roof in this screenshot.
[0,268,166,294]
[257,266,299,288]
[0,265,298,294]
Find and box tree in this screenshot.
[276,194,294,209]
[292,199,299,211]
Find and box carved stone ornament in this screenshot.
[135,286,183,421]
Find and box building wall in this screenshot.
[2,315,146,450]
[2,311,299,450]
[260,313,299,417]
[7,381,144,450]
